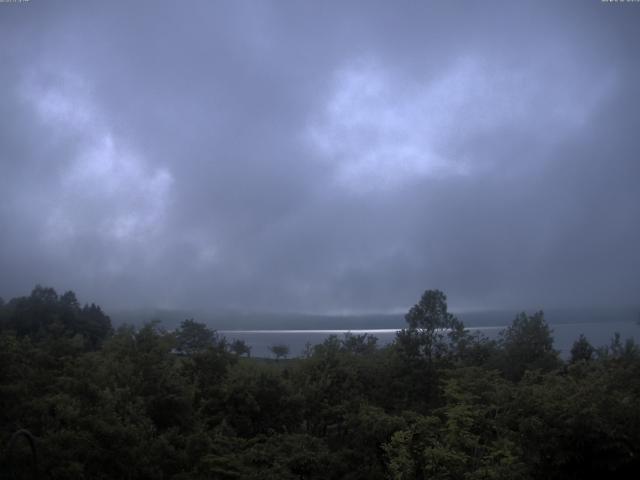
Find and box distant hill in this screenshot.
[109,306,639,331]
[109,308,406,330]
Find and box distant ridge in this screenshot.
[109,306,639,331]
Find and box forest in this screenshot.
[1,286,639,479]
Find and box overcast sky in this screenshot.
[1,0,639,314]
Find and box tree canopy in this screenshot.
[1,286,639,479]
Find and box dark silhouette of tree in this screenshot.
[599,332,640,362]
[498,311,560,380]
[0,285,111,349]
[174,318,217,355]
[230,339,251,357]
[570,334,595,363]
[59,290,80,309]
[78,302,112,349]
[269,344,290,361]
[397,289,465,362]
[392,290,469,407]
[341,332,378,355]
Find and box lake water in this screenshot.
[220,321,639,358]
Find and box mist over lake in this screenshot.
[109,305,640,358]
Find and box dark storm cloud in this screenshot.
[1,0,639,313]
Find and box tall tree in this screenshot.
[570,334,595,363]
[397,289,465,363]
[498,311,560,381]
[175,318,218,355]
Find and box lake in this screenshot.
[220,321,639,358]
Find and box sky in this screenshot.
[1,0,639,314]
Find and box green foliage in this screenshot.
[341,332,378,355]
[383,369,527,480]
[269,343,290,360]
[402,289,466,361]
[511,360,640,479]
[0,285,112,350]
[392,290,470,409]
[174,318,218,355]
[1,286,640,479]
[496,311,561,381]
[221,362,302,437]
[405,290,452,329]
[597,332,640,363]
[230,338,252,357]
[570,334,595,363]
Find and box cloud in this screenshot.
[0,0,638,313]
[16,68,174,274]
[308,53,616,193]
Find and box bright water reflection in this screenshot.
[220,322,639,358]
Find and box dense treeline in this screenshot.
[1,287,639,479]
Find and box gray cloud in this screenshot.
[1,0,639,314]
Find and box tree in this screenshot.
[341,332,378,355]
[30,284,58,304]
[391,290,468,408]
[8,285,60,338]
[230,339,252,357]
[221,363,302,437]
[269,344,290,361]
[0,286,112,349]
[175,318,218,355]
[498,311,560,381]
[60,290,80,310]
[301,341,314,359]
[570,334,594,363]
[598,332,640,362]
[78,302,113,349]
[397,289,465,362]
